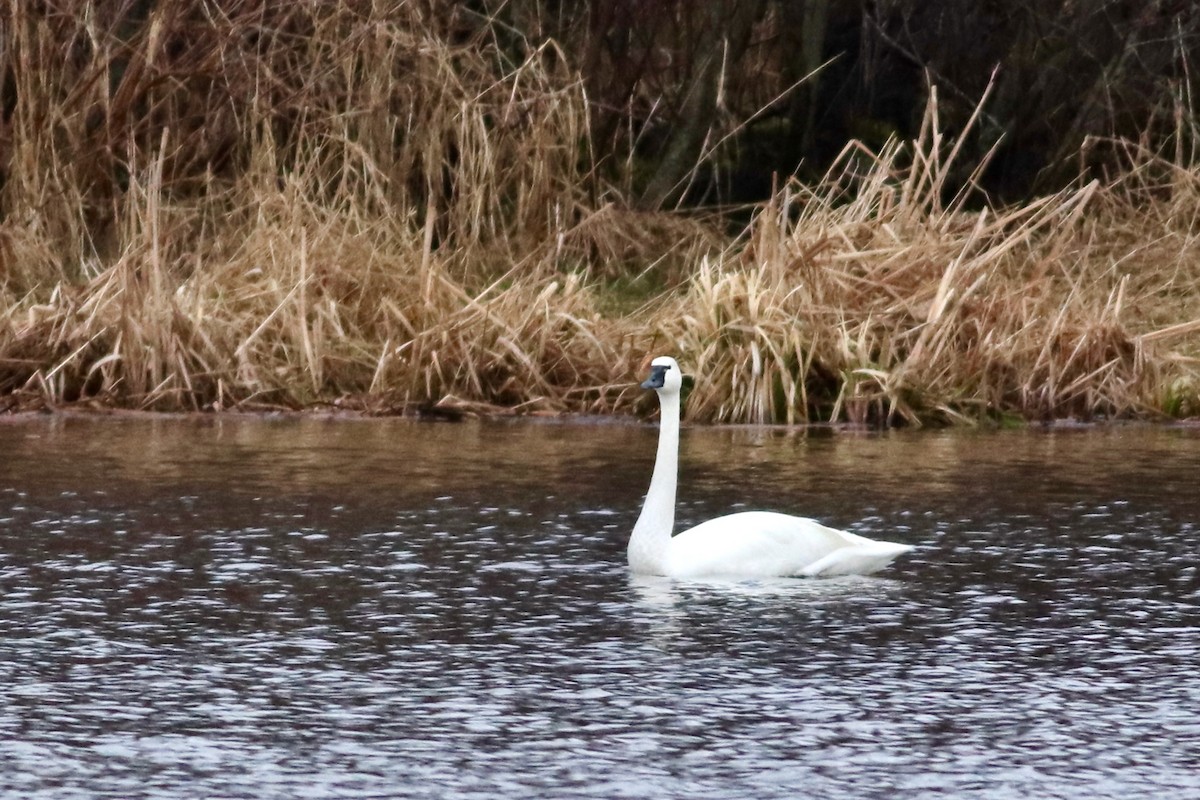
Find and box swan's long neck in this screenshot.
[628,390,680,574]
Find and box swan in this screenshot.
[628,356,913,578]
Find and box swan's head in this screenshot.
[641,356,683,394]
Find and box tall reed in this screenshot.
[1,6,1197,422]
[0,2,665,411]
[654,91,1200,424]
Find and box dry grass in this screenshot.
[0,144,633,412]
[653,90,1200,424]
[0,1,649,413]
[1,6,1198,423]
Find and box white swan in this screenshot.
[629,356,913,578]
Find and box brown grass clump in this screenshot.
[0,1,647,412]
[0,144,630,412]
[654,90,1200,424]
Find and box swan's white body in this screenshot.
[629,356,913,579]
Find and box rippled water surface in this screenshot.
[1,415,1198,798]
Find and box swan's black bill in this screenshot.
[641,364,668,390]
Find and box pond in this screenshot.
[1,415,1198,798]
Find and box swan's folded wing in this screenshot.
[667,511,862,578]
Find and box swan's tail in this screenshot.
[800,540,914,578]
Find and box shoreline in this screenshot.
[3,398,1197,431]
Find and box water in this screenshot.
[1,415,1198,798]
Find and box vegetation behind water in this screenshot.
[1,2,1198,424]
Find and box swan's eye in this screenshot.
[642,363,671,389]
